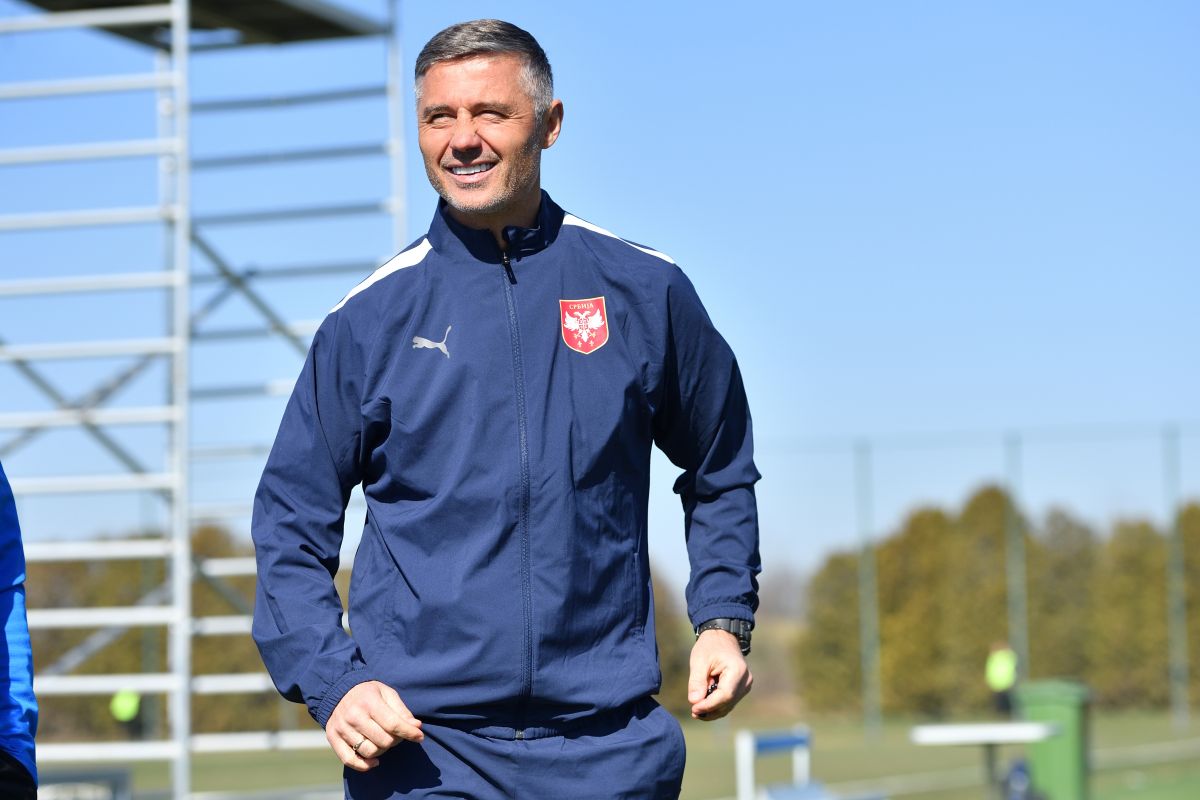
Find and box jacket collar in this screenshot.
[427,190,565,263]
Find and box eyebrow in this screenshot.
[420,104,454,119]
[419,102,519,120]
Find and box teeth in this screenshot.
[451,163,493,175]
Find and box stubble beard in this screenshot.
[427,129,543,219]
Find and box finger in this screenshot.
[376,684,424,742]
[691,682,734,718]
[687,656,714,704]
[382,715,424,743]
[692,665,749,719]
[378,684,420,722]
[326,727,380,773]
[363,693,407,735]
[355,716,400,758]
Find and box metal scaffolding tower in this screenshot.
[0,1,404,796]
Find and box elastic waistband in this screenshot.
[430,697,655,741]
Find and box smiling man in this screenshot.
[252,19,761,799]
[418,48,556,232]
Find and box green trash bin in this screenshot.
[1016,680,1090,800]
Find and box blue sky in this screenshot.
[1,0,1198,591]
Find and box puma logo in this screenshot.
[412,325,451,358]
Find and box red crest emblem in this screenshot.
[560,296,609,354]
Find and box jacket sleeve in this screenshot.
[0,461,38,785]
[651,267,761,629]
[251,311,377,727]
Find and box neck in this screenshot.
[446,187,542,250]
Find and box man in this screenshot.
[987,641,1018,717]
[0,462,38,800]
[253,19,760,798]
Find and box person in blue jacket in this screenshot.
[252,19,761,798]
[0,462,38,800]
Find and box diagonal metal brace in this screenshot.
[0,272,247,468]
[191,232,308,357]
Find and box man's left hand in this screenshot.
[687,629,752,721]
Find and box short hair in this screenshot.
[415,19,554,119]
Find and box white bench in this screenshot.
[735,726,886,800]
[910,722,1059,798]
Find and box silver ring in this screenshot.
[352,736,368,756]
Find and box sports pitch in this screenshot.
[51,707,1200,799]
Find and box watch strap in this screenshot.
[695,617,752,655]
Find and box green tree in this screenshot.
[877,507,953,716]
[795,551,861,711]
[651,570,694,716]
[28,536,167,740]
[1028,510,1097,682]
[940,486,1013,713]
[1089,520,1169,707]
[1174,503,1200,706]
[28,526,270,739]
[190,525,276,733]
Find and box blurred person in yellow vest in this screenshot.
[110,688,143,739]
[987,641,1018,717]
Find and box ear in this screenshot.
[541,100,564,149]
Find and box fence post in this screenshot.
[1164,425,1190,729]
[1005,434,1030,679]
[855,441,883,738]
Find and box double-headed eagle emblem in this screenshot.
[559,297,609,354]
[563,308,605,342]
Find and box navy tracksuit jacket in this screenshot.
[251,192,760,742]
[0,462,37,796]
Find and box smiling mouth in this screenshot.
[448,163,495,176]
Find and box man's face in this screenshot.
[417,53,561,227]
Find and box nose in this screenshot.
[449,110,481,154]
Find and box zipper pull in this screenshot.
[501,250,517,284]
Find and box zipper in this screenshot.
[502,249,517,284]
[499,246,533,728]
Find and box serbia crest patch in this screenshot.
[560,296,609,354]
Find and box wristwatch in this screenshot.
[695,617,752,656]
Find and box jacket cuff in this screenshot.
[313,668,376,728]
[689,603,755,630]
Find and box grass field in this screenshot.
[46,705,1200,798]
[676,703,1200,800]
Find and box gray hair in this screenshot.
[414,19,554,119]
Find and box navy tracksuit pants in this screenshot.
[344,698,685,799]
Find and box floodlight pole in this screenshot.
[1164,425,1190,729]
[168,1,193,797]
[1004,434,1030,680]
[385,0,407,252]
[854,441,882,738]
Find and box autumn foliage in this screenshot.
[796,486,1200,714]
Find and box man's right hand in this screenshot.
[325,681,424,772]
